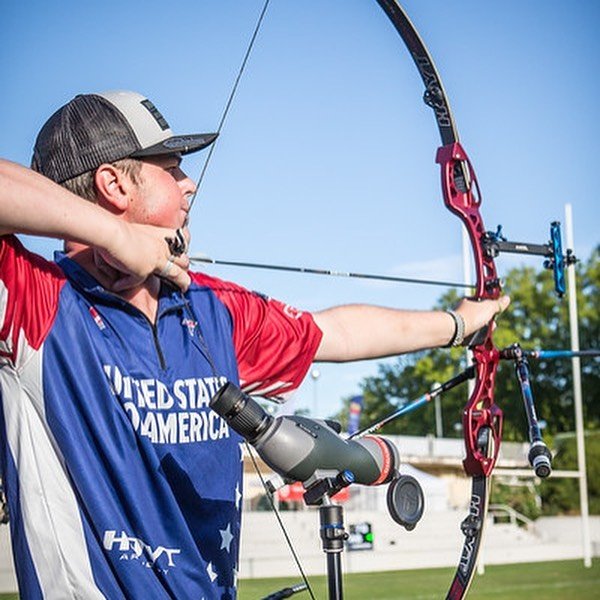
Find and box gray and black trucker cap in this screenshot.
[31,90,218,183]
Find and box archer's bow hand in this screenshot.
[452,296,510,346]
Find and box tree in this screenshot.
[539,432,600,515]
[332,248,599,516]
[334,247,600,442]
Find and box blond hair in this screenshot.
[61,158,142,201]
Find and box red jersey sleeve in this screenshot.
[0,235,65,368]
[191,272,323,400]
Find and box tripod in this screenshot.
[303,471,354,600]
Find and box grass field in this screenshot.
[237,560,599,599]
[0,559,597,599]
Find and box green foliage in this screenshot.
[334,247,600,444]
[539,431,600,515]
[332,248,600,517]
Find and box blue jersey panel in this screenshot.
[34,255,244,599]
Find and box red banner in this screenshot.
[276,481,350,503]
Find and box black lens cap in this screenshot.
[386,475,425,531]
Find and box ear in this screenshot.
[94,164,134,213]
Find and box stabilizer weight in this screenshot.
[528,441,552,478]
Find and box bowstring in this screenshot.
[193,4,315,592]
[246,443,316,600]
[189,0,271,211]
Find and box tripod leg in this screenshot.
[320,504,347,600]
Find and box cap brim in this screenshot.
[131,132,218,157]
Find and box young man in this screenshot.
[0,91,508,599]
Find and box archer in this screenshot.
[0,90,507,598]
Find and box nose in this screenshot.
[178,168,196,209]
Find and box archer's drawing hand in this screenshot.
[96,222,191,293]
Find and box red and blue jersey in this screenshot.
[0,235,321,599]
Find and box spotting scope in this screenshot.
[210,382,398,486]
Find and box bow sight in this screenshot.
[482,221,577,297]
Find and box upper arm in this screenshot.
[191,273,323,400]
[311,309,348,362]
[0,236,65,368]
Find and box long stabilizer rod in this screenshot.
[348,366,475,440]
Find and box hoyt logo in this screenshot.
[103,530,181,570]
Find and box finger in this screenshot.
[159,255,176,277]
[165,253,190,274]
[498,295,511,312]
[155,258,191,292]
[157,251,189,277]
[162,263,191,292]
[174,252,190,271]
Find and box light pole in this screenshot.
[311,368,321,416]
[432,382,443,438]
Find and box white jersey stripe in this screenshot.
[1,346,104,599]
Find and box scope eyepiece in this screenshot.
[211,382,273,443]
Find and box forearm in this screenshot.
[312,296,509,362]
[313,304,455,361]
[0,159,191,292]
[0,158,118,247]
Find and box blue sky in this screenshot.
[2,1,599,418]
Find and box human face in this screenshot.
[127,154,195,229]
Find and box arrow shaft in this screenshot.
[191,256,474,290]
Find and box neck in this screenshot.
[66,243,160,322]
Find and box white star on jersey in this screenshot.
[206,561,217,582]
[220,523,234,553]
[235,483,242,510]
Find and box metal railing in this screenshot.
[488,503,537,534]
